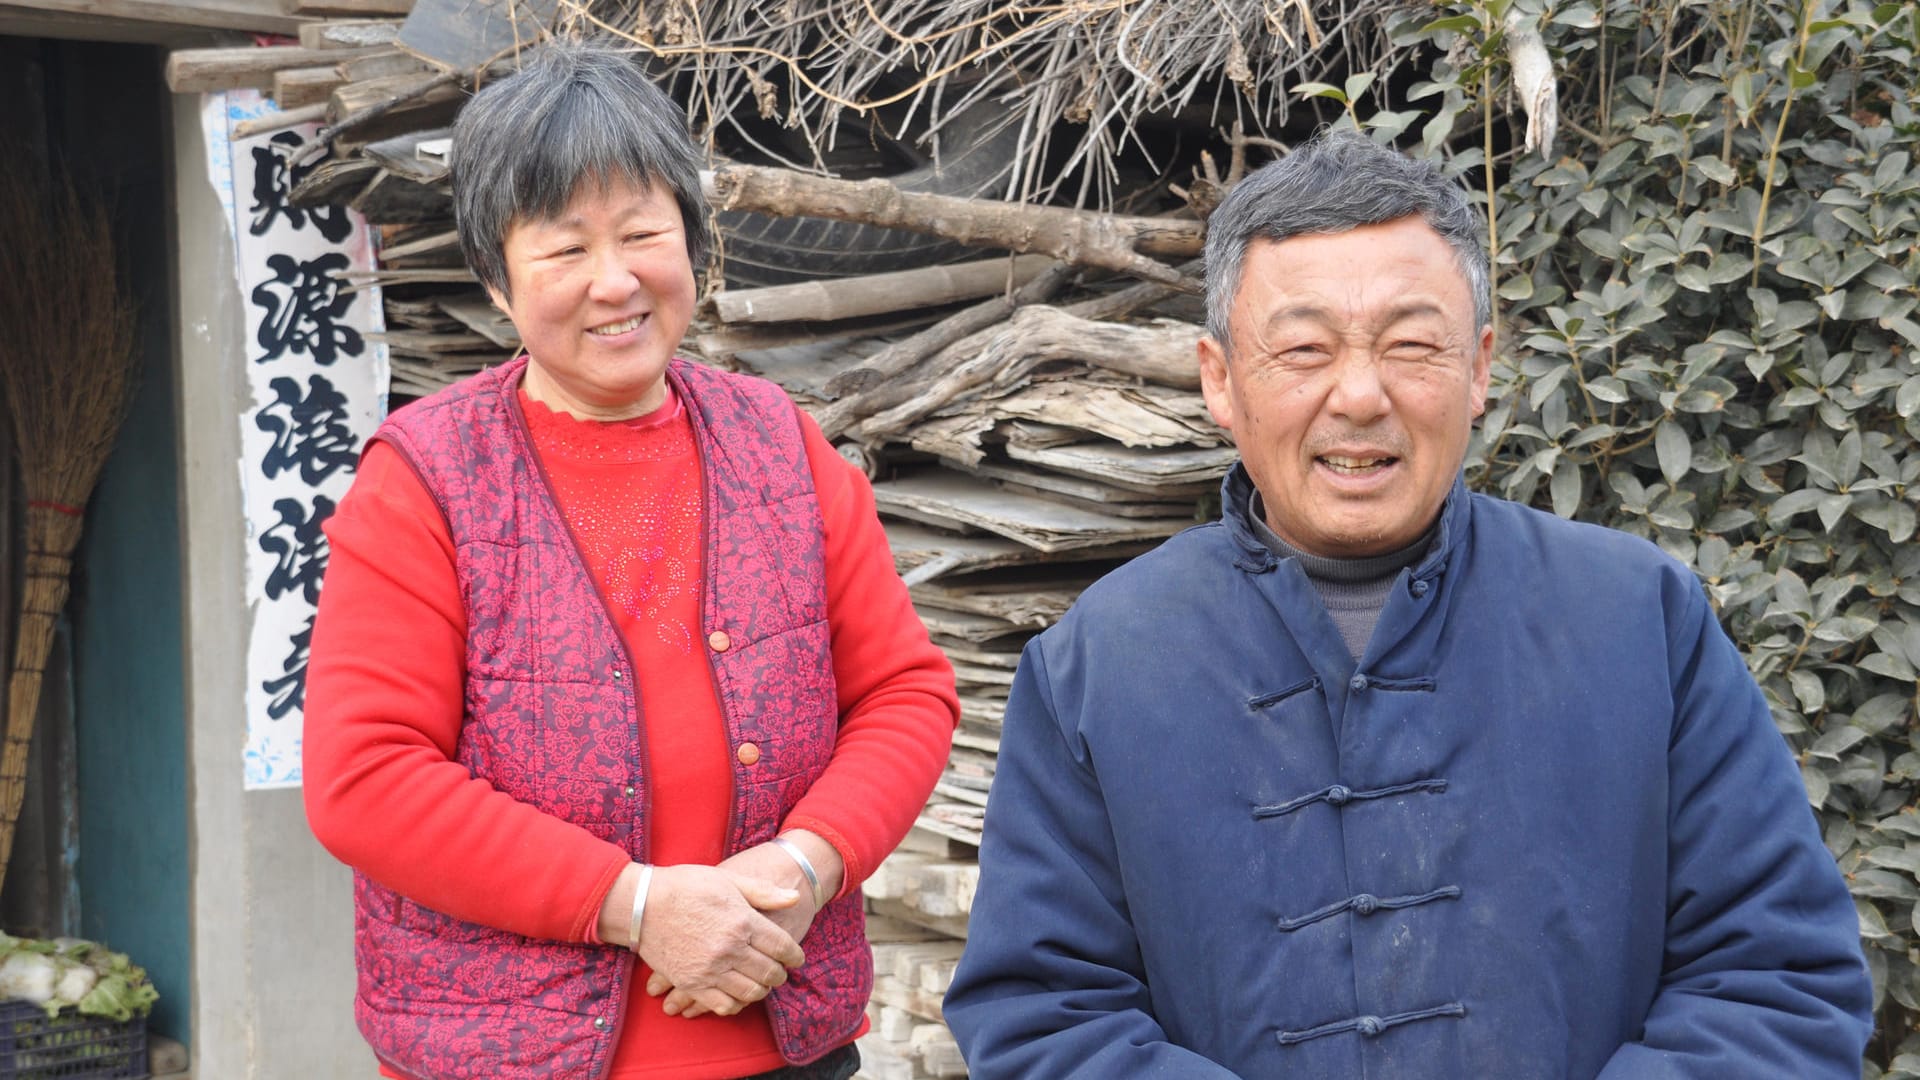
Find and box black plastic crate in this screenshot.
[0,999,146,1079]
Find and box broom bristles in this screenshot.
[0,158,142,893]
[0,158,140,509]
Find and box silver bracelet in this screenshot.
[627,863,655,952]
[771,835,825,908]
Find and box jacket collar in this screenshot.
[1219,462,1471,581]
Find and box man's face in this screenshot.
[1198,216,1493,558]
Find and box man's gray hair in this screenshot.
[450,39,712,299]
[1203,131,1491,347]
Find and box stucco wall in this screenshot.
[171,90,371,1080]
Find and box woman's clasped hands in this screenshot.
[601,832,844,1020]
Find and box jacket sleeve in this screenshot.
[1596,579,1873,1078]
[944,639,1244,1079]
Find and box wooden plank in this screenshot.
[374,227,458,261]
[272,65,345,109]
[909,580,1079,629]
[863,913,944,944]
[973,378,1225,449]
[893,826,978,859]
[436,295,521,348]
[340,48,436,82]
[285,153,378,207]
[852,1031,916,1080]
[869,973,950,1024]
[165,44,384,92]
[873,469,1186,554]
[964,455,1208,503]
[0,0,304,34]
[709,255,1051,325]
[911,1023,968,1078]
[869,896,969,940]
[348,168,454,224]
[973,467,1197,521]
[1003,439,1237,493]
[297,17,402,48]
[360,127,452,184]
[397,0,557,71]
[886,520,1148,585]
[325,70,463,150]
[933,780,990,809]
[290,0,413,15]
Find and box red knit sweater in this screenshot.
[306,386,957,1079]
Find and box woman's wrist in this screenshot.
[595,862,650,947]
[774,829,845,905]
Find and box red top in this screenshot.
[306,385,957,1079]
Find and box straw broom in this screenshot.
[0,159,139,893]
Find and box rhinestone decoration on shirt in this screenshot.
[522,391,701,654]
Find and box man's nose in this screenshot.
[1325,353,1390,423]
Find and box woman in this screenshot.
[303,39,958,1080]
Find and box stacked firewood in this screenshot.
[166,18,1237,1078]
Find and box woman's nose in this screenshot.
[586,250,641,305]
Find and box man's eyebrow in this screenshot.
[1380,300,1451,323]
[1262,304,1336,329]
[1260,299,1453,331]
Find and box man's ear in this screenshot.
[1198,334,1237,433]
[485,283,511,316]
[1469,323,1494,418]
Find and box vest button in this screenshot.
[624,786,636,797]
[1325,784,1352,806]
[737,742,761,766]
[1351,893,1378,916]
[708,630,732,652]
[612,668,624,681]
[1349,674,1369,693]
[1355,1015,1384,1037]
[1410,578,1430,598]
[593,1016,607,1030]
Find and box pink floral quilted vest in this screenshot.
[354,356,871,1080]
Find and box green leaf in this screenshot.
[1855,499,1919,543]
[1292,82,1346,102]
[1550,459,1581,519]
[1789,669,1827,711]
[1810,725,1871,760]
[1416,13,1483,35]
[1692,157,1738,186]
[1344,72,1378,103]
[1655,419,1691,485]
[1805,764,1832,809]
[1865,846,1920,877]
[1576,228,1622,258]
[1675,264,1711,293]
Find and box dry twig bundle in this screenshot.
[559,0,1416,207]
[0,160,139,891]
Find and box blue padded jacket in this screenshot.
[945,467,1872,1079]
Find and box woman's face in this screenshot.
[485,173,697,421]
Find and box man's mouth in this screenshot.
[588,314,648,336]
[1319,454,1398,475]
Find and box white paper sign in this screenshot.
[201,91,390,790]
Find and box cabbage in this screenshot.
[0,936,155,1019]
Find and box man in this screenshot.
[943,132,1872,1078]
